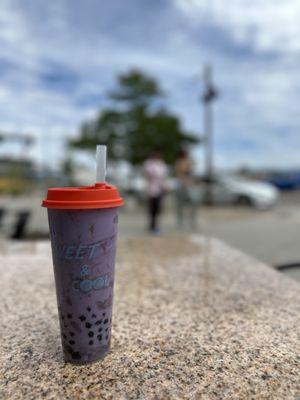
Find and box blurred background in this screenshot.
[0,0,300,280]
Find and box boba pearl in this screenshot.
[70,321,81,333]
[72,352,81,360]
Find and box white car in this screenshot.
[200,175,279,208]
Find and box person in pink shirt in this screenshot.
[143,150,168,233]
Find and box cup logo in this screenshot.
[52,235,116,261]
[72,263,110,294]
[80,265,89,276]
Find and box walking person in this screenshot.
[143,150,167,234]
[174,149,198,229]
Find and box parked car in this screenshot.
[200,175,279,208]
[265,171,300,190]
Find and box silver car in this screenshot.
[200,175,279,208]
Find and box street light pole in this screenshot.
[202,64,218,205]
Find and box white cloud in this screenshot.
[174,0,300,54]
[0,0,299,169]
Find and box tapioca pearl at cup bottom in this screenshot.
[70,321,82,333]
[72,352,81,361]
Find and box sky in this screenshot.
[0,0,300,170]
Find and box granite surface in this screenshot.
[1,237,300,400]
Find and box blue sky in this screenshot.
[0,0,300,170]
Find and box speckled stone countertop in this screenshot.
[1,237,300,399]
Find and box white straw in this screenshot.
[96,145,107,182]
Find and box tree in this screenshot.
[70,69,198,165]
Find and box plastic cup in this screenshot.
[42,183,123,364]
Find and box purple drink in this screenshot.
[43,183,123,364]
[48,208,118,363]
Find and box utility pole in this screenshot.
[202,64,218,204]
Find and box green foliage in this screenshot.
[109,69,162,106]
[70,69,198,165]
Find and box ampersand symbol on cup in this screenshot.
[80,264,89,276]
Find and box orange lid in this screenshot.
[42,183,123,209]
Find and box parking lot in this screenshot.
[119,192,300,267]
[1,191,300,268]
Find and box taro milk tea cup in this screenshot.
[42,182,123,364]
